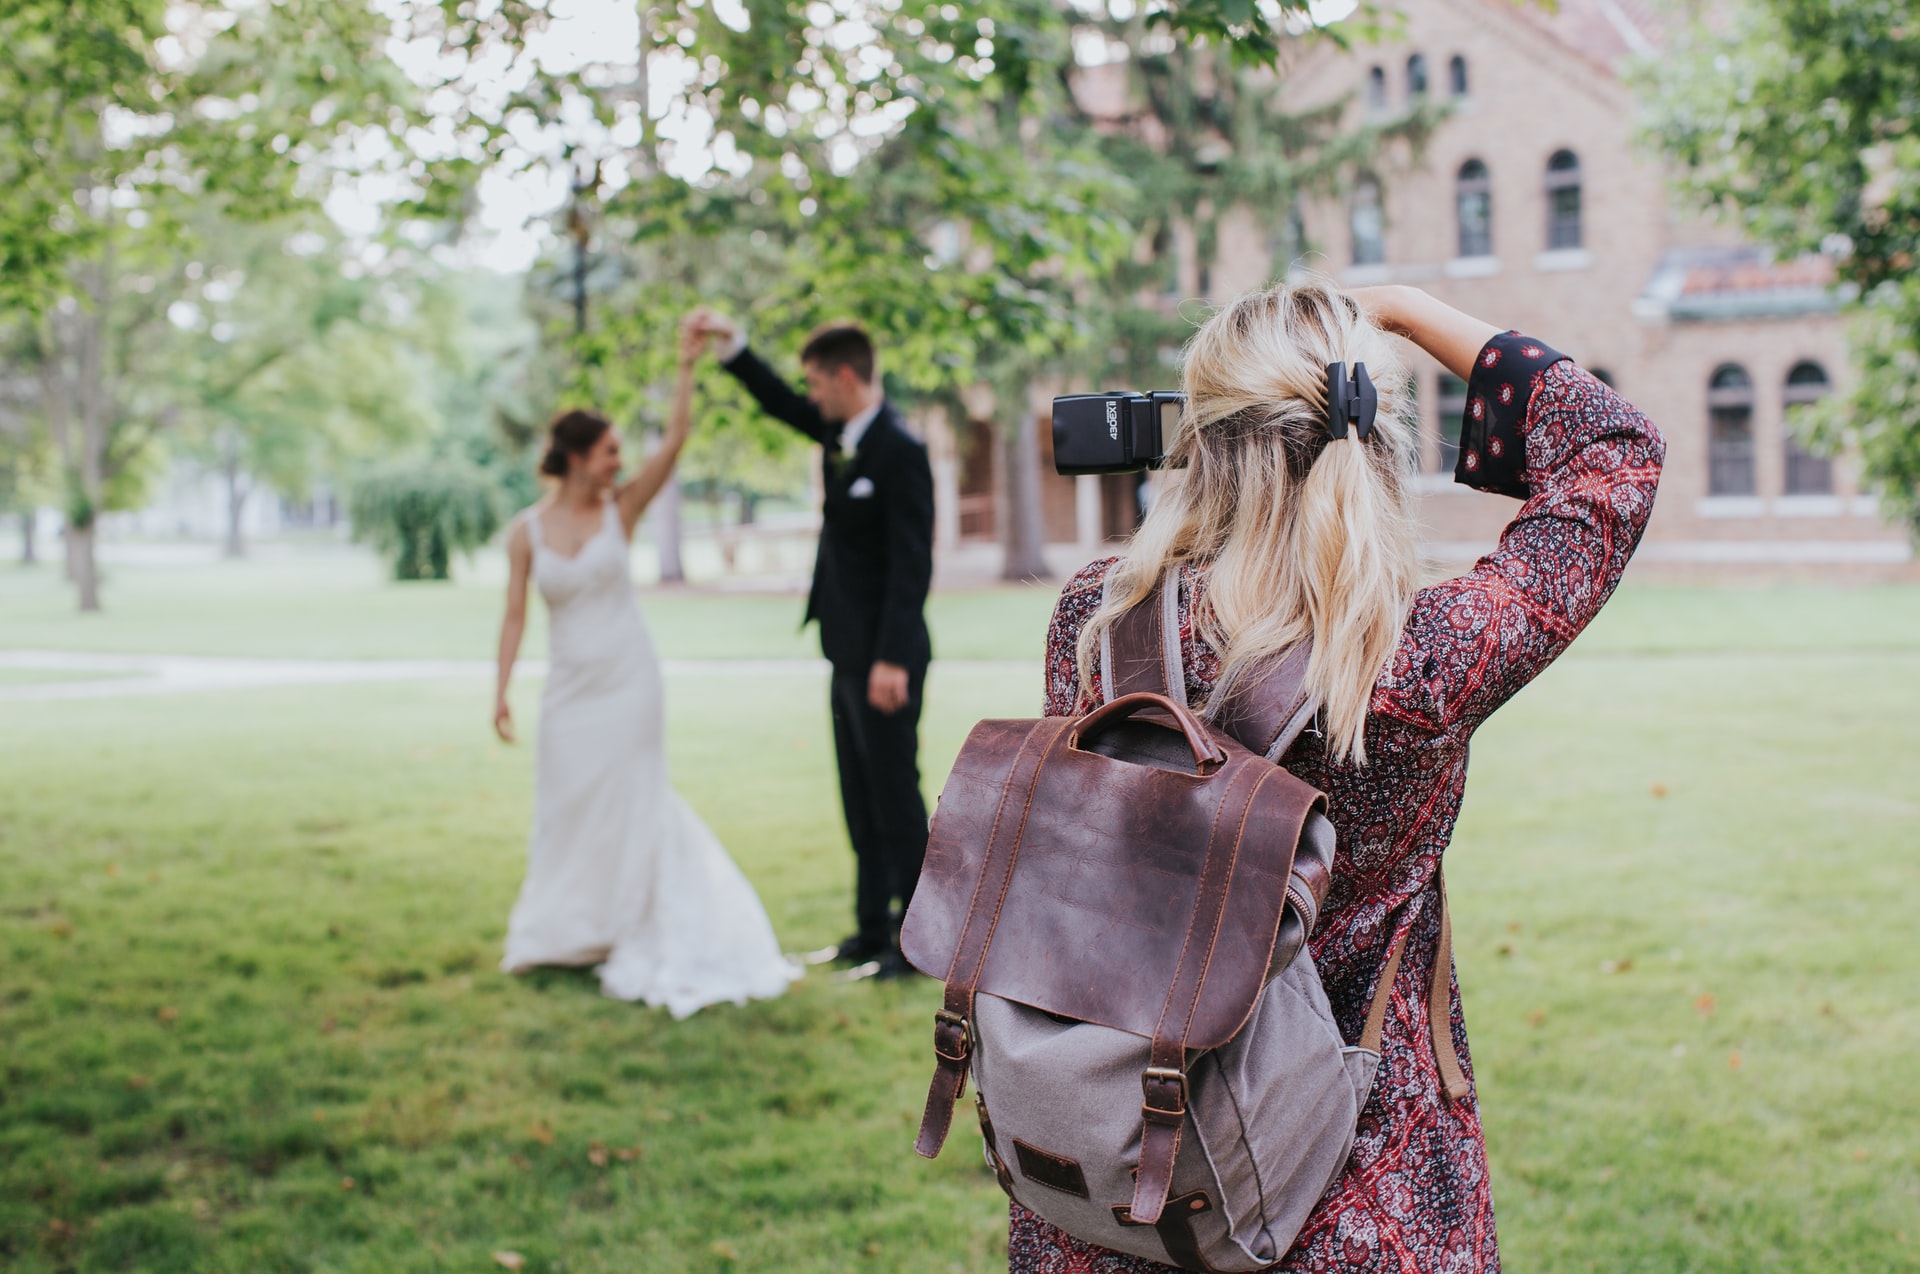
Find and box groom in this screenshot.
[687,310,934,982]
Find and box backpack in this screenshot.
[900,568,1468,1272]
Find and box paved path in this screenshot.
[0,651,1034,702]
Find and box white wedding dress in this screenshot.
[500,499,799,1016]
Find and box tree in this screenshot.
[167,221,450,556]
[1641,0,1920,538]
[628,1,1422,579]
[0,0,534,608]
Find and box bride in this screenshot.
[492,324,799,1015]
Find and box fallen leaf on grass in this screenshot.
[157,1006,179,1024]
[43,1218,75,1249]
[340,1177,355,1191]
[710,1240,740,1262]
[104,863,120,877]
[1526,1010,1547,1028]
[1598,958,1633,975]
[191,1198,213,1220]
[47,920,72,939]
[492,1252,525,1271]
[126,1074,150,1090]
[1650,783,1668,798]
[313,1109,326,1123]
[1694,994,1716,1019]
[614,1146,642,1162]
[528,1121,554,1145]
[587,1143,608,1167]
[1727,1052,1742,1071]
[1854,1149,1869,1162]
[320,1017,337,1034]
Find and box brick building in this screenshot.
[941,0,1911,575]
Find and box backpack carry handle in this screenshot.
[1070,692,1227,772]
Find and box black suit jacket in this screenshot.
[722,346,934,675]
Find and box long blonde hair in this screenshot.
[1075,280,1420,765]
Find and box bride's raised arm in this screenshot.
[613,326,706,537]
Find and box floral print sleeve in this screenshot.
[1379,333,1666,742]
[1043,560,1116,717]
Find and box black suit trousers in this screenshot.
[828,665,930,945]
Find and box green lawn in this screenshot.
[2,558,1918,1271]
[0,546,1063,663]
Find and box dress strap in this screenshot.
[524,508,546,552]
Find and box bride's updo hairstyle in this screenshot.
[540,409,612,478]
[1076,280,1420,765]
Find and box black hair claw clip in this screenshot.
[1324,362,1378,441]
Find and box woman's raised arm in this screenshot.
[613,329,706,537]
[1355,287,1666,740]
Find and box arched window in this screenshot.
[1366,66,1387,112]
[1407,54,1429,99]
[1456,159,1492,258]
[1783,361,1834,494]
[1350,178,1385,265]
[1546,149,1582,250]
[1707,364,1756,496]
[1435,373,1467,472]
[1448,55,1468,97]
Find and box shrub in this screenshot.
[348,461,503,581]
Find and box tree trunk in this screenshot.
[223,446,248,558]
[68,520,100,612]
[20,511,36,564]
[1000,411,1051,582]
[652,442,686,584]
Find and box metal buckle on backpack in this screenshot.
[1141,1066,1188,1117]
[934,1010,972,1063]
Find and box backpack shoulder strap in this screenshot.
[1101,565,1184,703]
[1211,644,1317,762]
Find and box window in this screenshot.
[1366,66,1387,112]
[1783,361,1834,494]
[1456,159,1492,258]
[1545,149,1582,250]
[1448,55,1468,97]
[1350,178,1385,265]
[1707,364,1756,496]
[1435,373,1467,473]
[1407,54,1429,99]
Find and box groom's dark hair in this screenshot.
[800,323,876,384]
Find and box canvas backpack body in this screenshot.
[900,569,1466,1272]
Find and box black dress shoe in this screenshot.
[834,947,924,984]
[870,947,923,982]
[802,934,891,967]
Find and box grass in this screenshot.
[0,545,1063,663]
[1,554,1917,1271]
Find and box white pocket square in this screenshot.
[848,477,876,498]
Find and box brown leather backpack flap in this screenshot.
[902,716,1048,972]
[903,712,1328,1051]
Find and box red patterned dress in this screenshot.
[1009,336,1665,1273]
